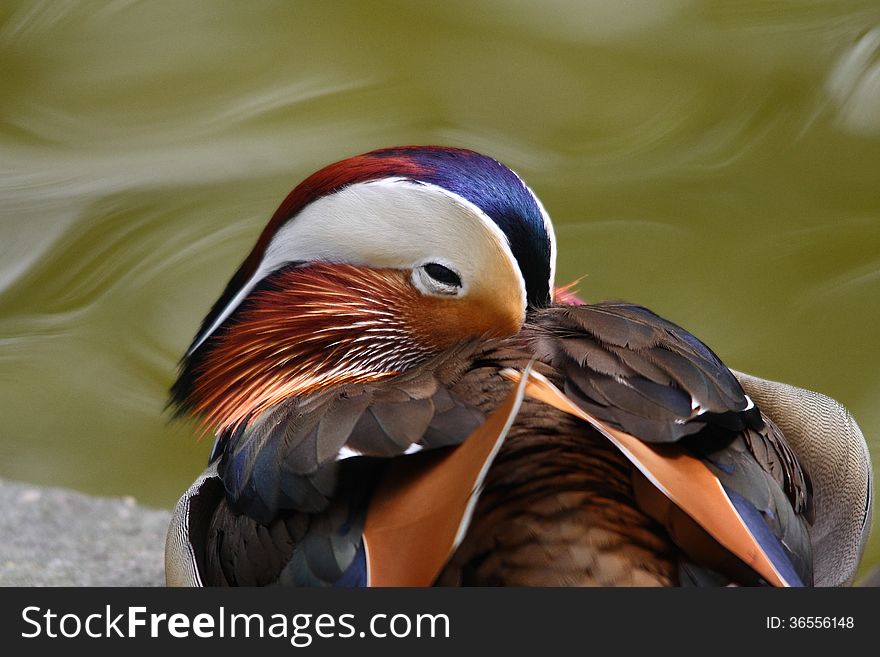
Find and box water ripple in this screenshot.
[827,27,880,136]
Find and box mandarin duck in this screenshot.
[165,146,873,587]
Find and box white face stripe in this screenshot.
[188,178,527,355]
[420,181,528,308]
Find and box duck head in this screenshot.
[171,146,557,435]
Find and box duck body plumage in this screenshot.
[194,301,812,587]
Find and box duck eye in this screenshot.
[423,263,462,288]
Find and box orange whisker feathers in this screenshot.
[183,263,432,435]
[555,275,588,305]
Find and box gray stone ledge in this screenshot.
[0,478,169,587]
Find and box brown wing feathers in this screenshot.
[436,387,681,586]
[528,303,758,441]
[215,347,487,522]
[500,367,804,586]
[527,304,812,583]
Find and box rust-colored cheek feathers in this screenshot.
[179,263,523,434]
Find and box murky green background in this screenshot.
[1,1,878,577]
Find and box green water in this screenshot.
[1,1,878,577]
